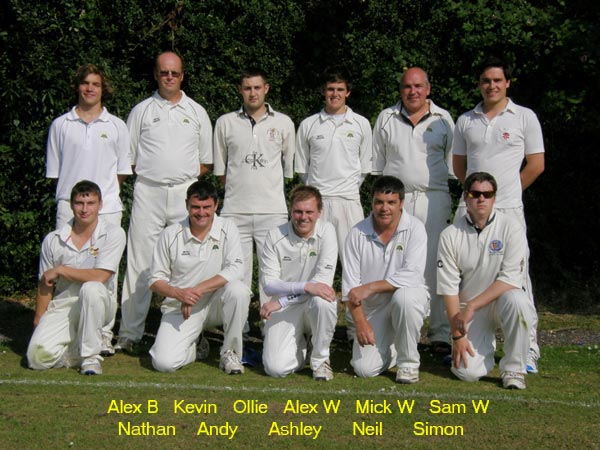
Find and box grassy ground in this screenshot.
[1,297,599,449]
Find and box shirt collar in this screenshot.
[473,98,516,116]
[287,219,323,244]
[182,215,224,243]
[67,106,110,123]
[57,217,106,250]
[319,105,355,123]
[365,210,412,241]
[152,90,189,108]
[465,209,497,234]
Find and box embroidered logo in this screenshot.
[325,264,334,270]
[309,250,317,257]
[182,250,190,256]
[502,132,510,140]
[346,132,354,138]
[183,118,190,124]
[212,244,220,250]
[267,128,278,141]
[396,243,404,251]
[426,127,433,133]
[100,133,108,139]
[315,135,325,140]
[89,247,99,257]
[489,240,503,253]
[437,259,443,268]
[153,117,160,123]
[242,152,267,169]
[283,256,292,261]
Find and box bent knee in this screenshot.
[150,348,182,373]
[450,365,486,382]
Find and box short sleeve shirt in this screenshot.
[295,107,372,200]
[453,99,544,208]
[127,91,213,184]
[39,218,126,299]
[436,210,527,303]
[372,100,454,192]
[149,216,245,302]
[213,105,295,214]
[46,107,132,213]
[342,211,427,300]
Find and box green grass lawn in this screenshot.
[1,298,599,449]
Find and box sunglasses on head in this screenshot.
[467,190,496,199]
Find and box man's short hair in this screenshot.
[321,69,352,92]
[400,67,430,87]
[72,64,114,101]
[464,172,498,193]
[186,180,219,204]
[477,56,512,81]
[154,51,184,73]
[372,176,405,201]
[289,185,323,211]
[239,67,268,85]
[70,180,102,203]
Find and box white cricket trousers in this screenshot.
[321,197,363,264]
[220,213,288,306]
[150,280,251,372]
[27,281,115,369]
[451,288,536,382]
[404,190,452,343]
[262,296,338,377]
[120,177,193,342]
[346,287,429,378]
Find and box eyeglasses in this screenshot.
[158,70,182,78]
[467,190,496,199]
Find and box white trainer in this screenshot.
[219,350,244,374]
[313,360,333,381]
[396,367,419,384]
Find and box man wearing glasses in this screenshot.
[437,172,536,390]
[117,51,213,353]
[452,57,545,373]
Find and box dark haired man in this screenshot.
[343,176,428,383]
[259,185,338,380]
[452,57,544,372]
[27,181,126,376]
[149,180,250,374]
[437,172,536,389]
[213,68,295,313]
[118,51,213,353]
[295,70,372,260]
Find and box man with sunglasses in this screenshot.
[437,172,536,389]
[117,51,213,353]
[452,57,544,373]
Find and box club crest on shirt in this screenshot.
[183,117,190,124]
[396,243,404,251]
[502,132,510,140]
[212,244,220,250]
[309,250,317,257]
[100,133,108,139]
[489,240,503,253]
[89,247,99,257]
[242,152,267,170]
[266,128,278,141]
[346,132,354,138]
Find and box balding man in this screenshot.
[117,51,213,353]
[372,67,455,354]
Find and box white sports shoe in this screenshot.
[313,361,333,381]
[396,367,419,384]
[80,357,103,375]
[502,371,526,390]
[219,350,244,375]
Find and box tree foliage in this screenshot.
[1,0,599,311]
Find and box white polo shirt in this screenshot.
[46,107,132,214]
[213,104,295,214]
[436,209,527,303]
[127,91,213,184]
[453,99,544,208]
[295,107,372,200]
[39,218,126,299]
[342,211,427,300]
[372,100,454,192]
[149,216,244,301]
[260,219,338,304]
